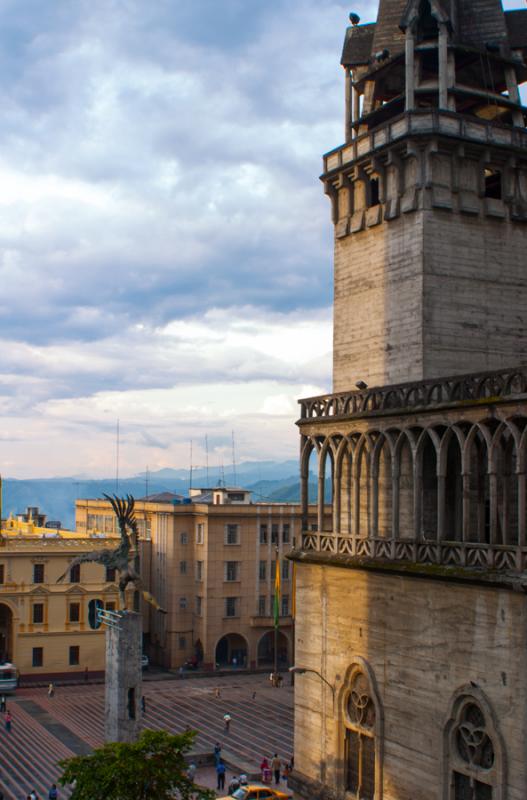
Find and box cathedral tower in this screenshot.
[290,3,527,799]
[329,0,527,390]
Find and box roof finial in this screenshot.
[349,12,361,26]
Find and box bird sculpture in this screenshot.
[57,494,166,613]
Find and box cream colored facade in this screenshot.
[0,514,120,680]
[75,493,324,670]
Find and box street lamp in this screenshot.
[289,665,336,710]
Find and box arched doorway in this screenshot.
[257,630,289,668]
[0,604,14,662]
[215,634,248,669]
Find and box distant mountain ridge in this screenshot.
[1,460,320,530]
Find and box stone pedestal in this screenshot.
[104,611,142,743]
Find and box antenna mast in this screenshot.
[205,435,210,486]
[115,419,120,493]
[189,439,193,492]
[231,430,237,485]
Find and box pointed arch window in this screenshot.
[342,661,383,800]
[444,690,504,800]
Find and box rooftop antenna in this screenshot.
[115,418,120,494]
[189,439,193,493]
[219,457,225,488]
[231,430,237,485]
[145,465,149,500]
[205,435,210,486]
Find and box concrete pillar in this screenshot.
[462,473,470,543]
[105,611,142,743]
[437,474,446,540]
[518,472,526,547]
[438,24,449,110]
[345,68,352,142]
[405,31,415,111]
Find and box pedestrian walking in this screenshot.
[252,691,256,700]
[5,710,12,732]
[223,712,231,732]
[214,687,221,698]
[48,785,58,799]
[271,754,281,785]
[0,695,6,712]
[29,791,38,800]
[214,742,222,764]
[188,762,196,782]
[141,695,146,714]
[47,683,55,698]
[216,760,226,791]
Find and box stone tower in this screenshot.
[329,0,527,391]
[290,3,527,800]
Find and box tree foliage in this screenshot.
[59,728,214,800]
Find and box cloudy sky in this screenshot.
[0,0,524,479]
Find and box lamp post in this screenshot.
[289,665,336,711]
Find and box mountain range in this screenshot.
[1,460,322,529]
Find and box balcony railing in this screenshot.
[322,109,527,175]
[301,530,527,575]
[298,366,527,423]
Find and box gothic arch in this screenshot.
[338,657,384,800]
[442,685,506,800]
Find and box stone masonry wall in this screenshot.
[293,562,527,800]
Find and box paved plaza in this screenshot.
[0,673,293,799]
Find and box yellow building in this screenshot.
[0,509,120,681]
[75,488,327,671]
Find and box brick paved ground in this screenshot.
[0,673,293,800]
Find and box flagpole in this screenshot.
[273,547,280,684]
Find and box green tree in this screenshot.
[59,728,214,800]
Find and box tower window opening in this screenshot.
[484,169,502,200]
[127,687,136,720]
[417,0,439,42]
[368,178,380,208]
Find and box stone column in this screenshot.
[405,30,415,111]
[105,611,142,743]
[438,24,449,110]
[345,68,352,142]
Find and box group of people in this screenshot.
[259,754,293,786]
[25,787,58,800]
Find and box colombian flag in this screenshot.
[273,549,281,629]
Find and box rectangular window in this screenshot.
[180,532,188,545]
[70,564,81,583]
[282,561,290,580]
[195,596,202,616]
[258,595,266,616]
[180,560,187,575]
[259,560,267,581]
[179,597,187,610]
[33,563,45,584]
[225,597,238,617]
[196,561,203,581]
[271,560,277,580]
[179,636,187,649]
[69,646,80,666]
[106,601,116,612]
[69,602,80,623]
[196,523,204,544]
[225,524,239,545]
[0,565,5,584]
[282,523,290,544]
[484,168,502,200]
[225,561,239,582]
[271,523,279,544]
[32,647,43,667]
[105,566,116,582]
[281,595,289,616]
[32,603,44,624]
[259,524,268,544]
